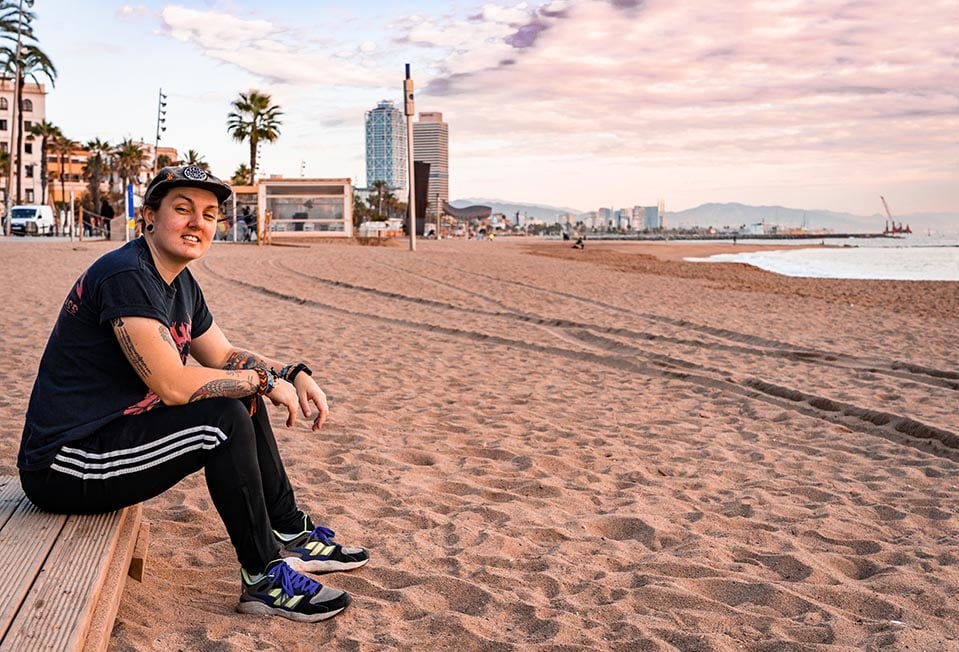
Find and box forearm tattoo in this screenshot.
[189,375,256,402]
[223,350,268,372]
[112,317,151,378]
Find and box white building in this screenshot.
[413,112,448,221]
[1,80,47,206]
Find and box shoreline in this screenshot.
[521,240,957,320]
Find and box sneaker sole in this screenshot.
[283,556,369,574]
[237,600,347,622]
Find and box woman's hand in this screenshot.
[293,373,330,431]
[265,378,300,428]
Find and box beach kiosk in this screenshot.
[256,177,353,240]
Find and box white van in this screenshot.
[9,205,56,236]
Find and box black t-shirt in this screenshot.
[18,238,213,471]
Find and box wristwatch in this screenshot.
[288,362,313,382]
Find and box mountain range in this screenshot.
[451,198,959,234]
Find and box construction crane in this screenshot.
[880,196,911,235]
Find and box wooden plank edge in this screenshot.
[128,520,150,583]
[80,505,143,652]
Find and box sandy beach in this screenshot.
[1,236,956,651]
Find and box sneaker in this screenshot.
[277,521,370,574]
[237,560,350,622]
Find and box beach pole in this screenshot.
[404,64,416,252]
[78,206,84,242]
[69,192,74,242]
[126,183,133,242]
[231,191,237,243]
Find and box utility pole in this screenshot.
[4,0,30,236]
[153,88,167,174]
[403,64,416,251]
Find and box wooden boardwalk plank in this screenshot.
[0,476,143,652]
[0,480,67,644]
[1,509,125,651]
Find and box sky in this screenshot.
[30,0,959,215]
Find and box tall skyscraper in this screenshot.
[644,205,661,230]
[413,112,449,221]
[365,100,407,195]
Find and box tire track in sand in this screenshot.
[196,259,959,462]
[275,258,959,392]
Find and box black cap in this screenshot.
[144,165,233,206]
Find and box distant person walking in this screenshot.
[18,165,367,623]
[241,206,255,241]
[100,199,115,239]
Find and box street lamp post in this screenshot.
[403,64,415,251]
[4,0,31,236]
[153,88,167,174]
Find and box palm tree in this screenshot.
[181,149,209,171]
[1,39,57,204]
[113,138,146,203]
[0,1,39,210]
[0,148,9,207]
[50,131,75,209]
[370,180,390,218]
[231,162,251,186]
[226,90,282,184]
[82,138,110,213]
[352,192,373,229]
[29,119,58,204]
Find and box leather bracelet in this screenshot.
[253,367,275,395]
[287,362,312,382]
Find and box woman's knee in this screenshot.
[205,397,254,431]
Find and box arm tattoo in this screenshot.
[224,350,268,373]
[158,325,178,351]
[112,317,151,378]
[189,378,255,402]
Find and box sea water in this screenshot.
[685,235,959,281]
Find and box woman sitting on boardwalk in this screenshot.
[17,165,367,623]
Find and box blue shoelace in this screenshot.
[310,525,336,545]
[270,561,321,597]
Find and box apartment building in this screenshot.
[0,80,47,205]
[413,112,449,220]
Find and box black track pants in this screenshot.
[20,396,305,574]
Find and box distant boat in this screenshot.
[883,220,912,235]
[880,196,912,235]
